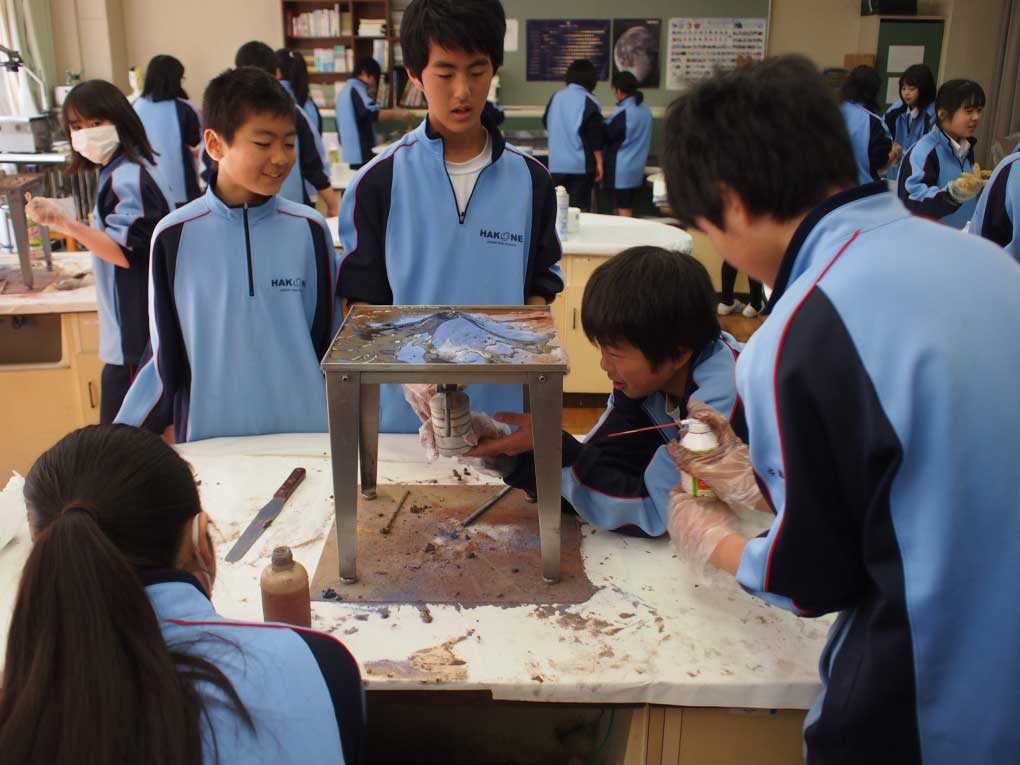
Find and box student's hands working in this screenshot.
[463,412,534,457]
[402,384,512,462]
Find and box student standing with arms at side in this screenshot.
[337,0,563,435]
[883,63,937,181]
[0,424,365,764]
[116,68,339,442]
[898,78,987,229]
[602,71,651,217]
[133,54,202,207]
[26,81,172,423]
[544,59,605,211]
[664,55,1020,764]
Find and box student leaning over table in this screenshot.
[0,425,365,764]
[663,55,1020,764]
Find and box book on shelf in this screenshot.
[288,6,351,38]
[302,45,353,74]
[357,19,387,37]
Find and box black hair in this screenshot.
[276,48,310,105]
[581,246,720,369]
[565,59,598,92]
[899,63,936,109]
[0,425,253,765]
[840,65,881,114]
[353,56,382,80]
[612,70,643,105]
[62,80,157,173]
[663,54,858,230]
[936,79,986,122]
[142,54,188,101]
[400,0,505,78]
[235,40,279,75]
[203,67,295,144]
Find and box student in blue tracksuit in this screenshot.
[971,148,1020,261]
[664,55,1020,764]
[839,65,896,185]
[277,48,330,201]
[133,54,202,206]
[544,59,605,211]
[883,63,936,181]
[200,41,339,217]
[26,80,172,423]
[335,57,414,170]
[603,71,651,217]
[898,79,987,229]
[0,425,364,764]
[116,68,339,442]
[467,247,747,538]
[338,0,563,435]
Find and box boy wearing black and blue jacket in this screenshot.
[116,67,339,442]
[336,57,414,169]
[467,246,745,537]
[665,56,1020,763]
[337,0,563,435]
[544,59,605,211]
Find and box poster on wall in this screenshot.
[612,19,661,88]
[526,19,611,82]
[666,17,768,90]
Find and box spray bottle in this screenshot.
[677,419,719,499]
[261,546,311,627]
[555,186,570,240]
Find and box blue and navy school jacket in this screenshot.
[735,182,1020,764]
[544,83,605,176]
[133,96,202,206]
[337,112,564,434]
[897,127,977,229]
[883,99,935,180]
[92,152,173,367]
[281,80,330,201]
[483,101,506,126]
[504,334,744,537]
[144,570,364,764]
[336,78,380,167]
[839,101,893,186]
[603,95,652,191]
[200,103,330,208]
[971,149,1020,261]
[115,183,339,442]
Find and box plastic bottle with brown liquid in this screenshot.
[260,546,311,627]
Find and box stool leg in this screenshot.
[529,372,564,583]
[7,191,33,290]
[359,383,380,499]
[327,371,361,584]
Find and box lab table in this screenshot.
[0,433,828,762]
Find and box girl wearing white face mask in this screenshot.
[27,80,173,423]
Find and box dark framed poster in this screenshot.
[526,19,611,82]
[612,19,662,88]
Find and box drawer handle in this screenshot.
[572,307,577,330]
[87,380,97,409]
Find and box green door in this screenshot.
[876,19,945,110]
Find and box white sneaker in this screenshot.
[741,303,760,319]
[717,299,745,316]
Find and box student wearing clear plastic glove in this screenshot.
[401,383,511,467]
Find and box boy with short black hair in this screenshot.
[337,0,563,434]
[116,67,338,442]
[663,55,1020,762]
[202,41,338,216]
[336,57,414,170]
[467,246,744,537]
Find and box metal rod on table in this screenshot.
[462,484,513,527]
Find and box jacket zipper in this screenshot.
[243,203,254,296]
[439,130,496,225]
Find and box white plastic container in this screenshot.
[555,186,569,240]
[678,419,719,498]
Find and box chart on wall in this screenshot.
[526,19,612,81]
[666,17,768,90]
[612,19,662,88]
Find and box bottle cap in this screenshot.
[680,418,712,435]
[271,546,294,571]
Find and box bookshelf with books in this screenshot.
[281,0,406,108]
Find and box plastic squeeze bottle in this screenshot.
[555,186,570,240]
[678,419,719,499]
[261,546,311,627]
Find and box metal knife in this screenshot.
[225,467,306,563]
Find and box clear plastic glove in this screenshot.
[667,400,771,514]
[417,411,510,463]
[667,488,740,565]
[24,194,70,230]
[402,384,439,423]
[948,174,985,203]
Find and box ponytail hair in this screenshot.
[612,70,643,105]
[0,425,252,765]
[276,48,310,106]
